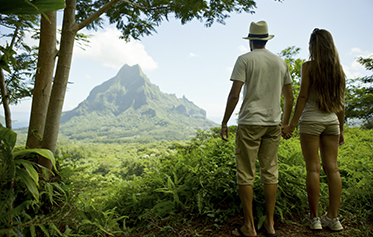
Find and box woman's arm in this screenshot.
[336,106,345,145]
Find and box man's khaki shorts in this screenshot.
[299,120,340,136]
[235,124,281,186]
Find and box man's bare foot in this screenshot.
[232,226,257,237]
[263,221,277,237]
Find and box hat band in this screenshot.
[248,33,269,38]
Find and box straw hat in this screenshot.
[243,21,274,41]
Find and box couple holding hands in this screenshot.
[221,21,345,237]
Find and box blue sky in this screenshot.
[2,0,373,128]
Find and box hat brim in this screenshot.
[242,35,275,40]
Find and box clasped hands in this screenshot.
[281,124,295,140]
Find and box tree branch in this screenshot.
[76,0,171,32]
[9,22,21,49]
[121,0,169,10]
[76,0,121,32]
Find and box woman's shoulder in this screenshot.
[302,61,315,73]
[302,60,314,67]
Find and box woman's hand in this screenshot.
[281,124,295,139]
[339,131,345,145]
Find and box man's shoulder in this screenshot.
[236,49,286,66]
[262,49,283,59]
[263,50,288,65]
[239,49,279,58]
[236,51,259,61]
[238,51,252,58]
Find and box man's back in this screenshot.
[230,49,292,125]
[220,21,294,237]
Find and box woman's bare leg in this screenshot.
[300,133,321,218]
[320,134,342,219]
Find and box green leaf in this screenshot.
[30,225,36,237]
[257,215,267,230]
[38,224,50,237]
[154,188,173,194]
[16,168,39,202]
[0,0,65,15]
[14,148,56,170]
[0,124,17,150]
[45,182,54,204]
[50,223,62,236]
[15,159,39,185]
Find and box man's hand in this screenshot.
[281,124,294,140]
[220,126,229,141]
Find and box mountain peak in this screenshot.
[84,64,149,103]
[116,64,149,86]
[60,64,217,141]
[117,64,144,79]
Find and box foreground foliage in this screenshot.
[2,126,373,236]
[104,126,373,235]
[345,55,373,128]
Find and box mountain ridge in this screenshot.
[59,64,217,142]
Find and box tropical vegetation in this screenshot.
[345,55,373,128]
[1,124,372,236]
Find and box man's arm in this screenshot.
[221,80,244,141]
[281,83,294,139]
[282,62,311,136]
[282,84,294,126]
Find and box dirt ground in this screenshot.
[130,214,373,237]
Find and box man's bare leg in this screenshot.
[232,185,257,236]
[264,184,277,235]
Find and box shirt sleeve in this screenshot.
[230,56,247,83]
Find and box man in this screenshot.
[220,21,294,237]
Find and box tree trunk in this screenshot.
[0,68,12,129]
[29,0,120,165]
[41,0,78,156]
[26,11,57,151]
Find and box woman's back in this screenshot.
[300,86,338,122]
[308,29,345,113]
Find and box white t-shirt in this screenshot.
[230,49,292,125]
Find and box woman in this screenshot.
[282,28,345,231]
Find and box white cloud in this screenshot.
[348,47,372,58]
[343,64,363,79]
[343,48,373,79]
[74,27,158,72]
[18,27,158,72]
[238,45,248,52]
[188,52,198,58]
[349,48,363,55]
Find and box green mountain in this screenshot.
[59,64,218,142]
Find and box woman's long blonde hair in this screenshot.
[308,28,345,113]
